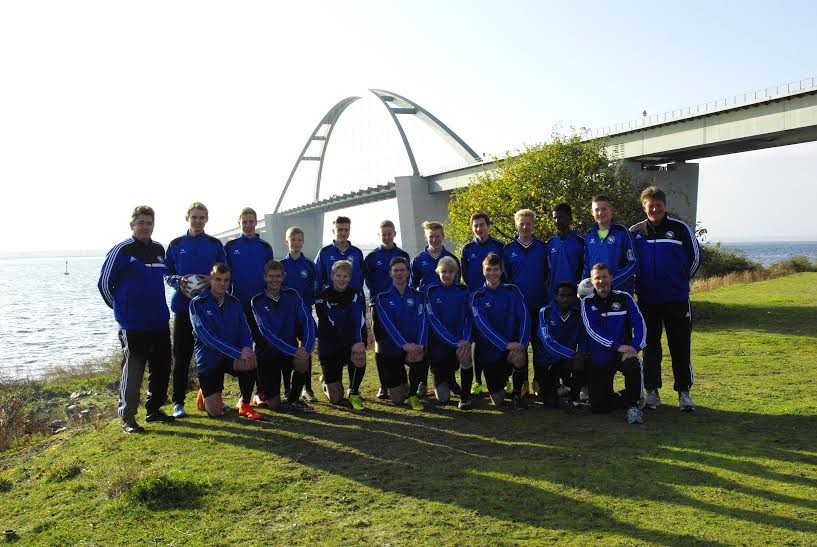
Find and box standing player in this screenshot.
[546,203,585,289]
[98,205,174,433]
[315,216,365,293]
[410,221,461,292]
[582,195,637,294]
[190,263,260,420]
[537,282,588,408]
[314,261,367,410]
[503,209,549,396]
[471,254,530,409]
[224,207,274,407]
[425,257,474,409]
[460,212,504,396]
[376,257,428,411]
[165,202,226,418]
[364,220,410,400]
[251,261,315,413]
[580,263,646,424]
[280,226,319,401]
[630,186,700,411]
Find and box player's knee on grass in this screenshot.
[267,395,282,411]
[388,385,406,404]
[204,392,224,417]
[326,381,343,403]
[435,382,450,403]
[293,360,308,374]
[489,391,505,406]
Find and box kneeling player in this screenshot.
[375,257,428,411]
[425,256,474,409]
[580,263,646,424]
[314,260,367,410]
[536,281,588,408]
[471,254,530,409]
[190,263,259,419]
[251,261,316,413]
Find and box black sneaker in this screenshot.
[458,399,472,411]
[376,387,389,400]
[289,400,315,413]
[416,382,428,399]
[122,419,146,434]
[511,394,529,410]
[450,382,462,396]
[145,410,175,423]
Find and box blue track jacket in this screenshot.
[364,245,410,305]
[503,236,550,315]
[165,231,226,313]
[546,231,585,289]
[315,241,365,292]
[314,286,366,358]
[225,234,275,308]
[410,247,461,291]
[629,216,700,305]
[537,304,589,366]
[190,290,253,375]
[98,237,170,331]
[461,236,505,293]
[280,253,318,307]
[375,285,428,359]
[580,290,647,368]
[471,283,530,364]
[251,289,316,360]
[582,221,637,293]
[425,282,472,363]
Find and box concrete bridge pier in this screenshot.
[395,175,454,257]
[263,212,324,259]
[621,160,699,225]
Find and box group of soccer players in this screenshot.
[99,185,700,433]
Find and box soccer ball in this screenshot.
[577,277,594,298]
[182,274,209,299]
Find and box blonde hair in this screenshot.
[331,260,353,275]
[286,226,304,239]
[514,209,535,223]
[186,202,208,217]
[238,207,257,220]
[435,256,459,273]
[422,220,444,232]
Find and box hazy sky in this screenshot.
[2,0,816,254]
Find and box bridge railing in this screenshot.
[592,76,817,137]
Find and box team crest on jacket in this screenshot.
[406,298,415,307]
[300,270,308,278]
[665,231,674,238]
[607,235,616,244]
[232,249,240,254]
[129,256,137,262]
[611,302,622,311]
[627,249,635,261]
[376,259,383,266]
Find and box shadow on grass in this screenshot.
[694,301,817,337]
[154,399,817,544]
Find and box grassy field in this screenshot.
[1,274,816,545]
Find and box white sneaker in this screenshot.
[678,391,696,412]
[626,406,644,424]
[579,386,590,402]
[645,389,661,410]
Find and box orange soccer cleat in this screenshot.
[196,389,205,411]
[237,401,262,420]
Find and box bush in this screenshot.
[697,243,761,279]
[769,255,817,275]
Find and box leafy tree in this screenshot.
[447,132,644,249]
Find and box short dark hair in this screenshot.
[482,253,502,268]
[554,281,577,294]
[389,256,410,270]
[590,262,610,274]
[333,216,351,226]
[131,205,155,220]
[264,260,284,275]
[470,211,490,225]
[379,220,396,230]
[211,262,231,275]
[591,194,613,205]
[551,203,572,216]
[640,186,667,204]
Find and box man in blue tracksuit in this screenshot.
[546,203,585,289]
[460,212,504,395]
[630,186,701,412]
[251,260,315,413]
[472,253,530,409]
[224,207,275,407]
[503,209,549,393]
[376,256,428,410]
[315,215,365,293]
[98,205,174,433]
[410,220,461,292]
[582,194,637,294]
[190,263,259,420]
[281,226,319,400]
[537,281,589,408]
[164,202,226,418]
[314,260,368,410]
[580,263,647,424]
[425,256,474,409]
[364,220,410,400]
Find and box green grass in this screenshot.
[1,274,816,545]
